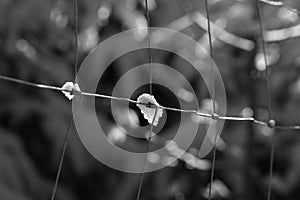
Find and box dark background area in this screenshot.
[1,0,300,199]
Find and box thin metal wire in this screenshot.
[267,142,274,200]
[256,0,272,120]
[50,117,73,200]
[208,132,218,200]
[145,0,153,95]
[0,74,63,91]
[260,0,300,15]
[204,0,215,115]
[136,107,158,200]
[274,125,300,130]
[257,1,275,200]
[136,2,154,199]
[204,1,217,199]
[74,0,79,82]
[50,0,79,199]
[1,74,300,130]
[50,93,82,200]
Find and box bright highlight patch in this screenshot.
[136,93,163,126]
[61,82,81,100]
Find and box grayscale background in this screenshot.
[0,0,300,200]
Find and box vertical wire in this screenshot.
[50,118,73,200]
[50,97,81,200]
[136,108,158,200]
[204,1,217,199]
[267,142,274,200]
[256,0,272,119]
[208,133,218,200]
[74,0,79,82]
[50,0,79,199]
[205,0,216,114]
[136,1,154,199]
[256,1,274,200]
[145,0,153,95]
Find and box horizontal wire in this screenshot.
[0,74,62,91]
[1,74,300,130]
[260,0,300,14]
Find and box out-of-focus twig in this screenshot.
[153,8,300,52]
[265,23,300,42]
[190,12,255,51]
[260,0,300,15]
[151,12,255,51]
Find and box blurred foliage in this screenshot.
[1,0,300,200]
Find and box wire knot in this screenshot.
[136,93,163,126]
[61,82,81,100]
[211,113,220,120]
[267,119,276,128]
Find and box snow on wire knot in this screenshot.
[136,93,163,126]
[61,82,81,100]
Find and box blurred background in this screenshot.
[1,0,300,199]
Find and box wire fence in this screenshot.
[0,0,300,199]
[2,72,300,129]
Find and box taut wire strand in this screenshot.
[267,142,275,200]
[204,1,218,200]
[208,130,218,200]
[257,1,274,200]
[145,0,153,95]
[136,1,154,200]
[74,0,79,82]
[205,0,215,115]
[136,107,158,200]
[1,74,300,130]
[50,0,79,199]
[0,74,62,91]
[256,0,272,120]
[50,118,73,200]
